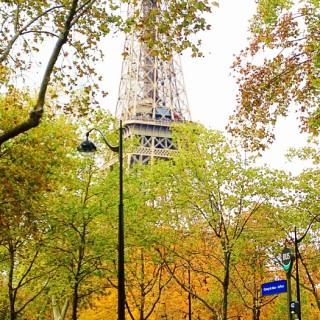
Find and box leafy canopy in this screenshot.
[228,0,320,151]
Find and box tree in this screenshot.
[228,0,320,151]
[281,139,320,316]
[40,113,125,320]
[0,0,214,146]
[114,162,176,320]
[77,160,179,320]
[164,122,290,320]
[230,210,285,320]
[0,91,78,319]
[45,165,118,320]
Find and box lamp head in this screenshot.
[77,136,97,157]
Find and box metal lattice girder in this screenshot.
[114,0,191,164]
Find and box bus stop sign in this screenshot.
[281,247,293,272]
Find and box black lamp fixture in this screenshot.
[77,133,97,156]
[77,121,125,320]
[77,128,119,155]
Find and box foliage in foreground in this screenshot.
[2,98,320,319]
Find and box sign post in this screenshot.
[282,247,294,320]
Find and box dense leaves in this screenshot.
[2,105,320,318]
[76,124,320,319]
[228,0,320,151]
[0,91,78,319]
[166,123,291,320]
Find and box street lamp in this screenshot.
[77,120,125,320]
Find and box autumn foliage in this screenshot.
[1,1,320,320]
[228,0,320,151]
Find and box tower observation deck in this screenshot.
[115,0,192,165]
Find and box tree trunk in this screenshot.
[8,242,16,320]
[72,280,80,320]
[52,295,69,320]
[222,251,231,320]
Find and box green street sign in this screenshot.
[281,247,293,272]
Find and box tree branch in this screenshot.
[0,1,79,147]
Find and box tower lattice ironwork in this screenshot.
[115,0,192,165]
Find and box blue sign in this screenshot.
[262,280,287,296]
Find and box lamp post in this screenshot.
[77,120,125,320]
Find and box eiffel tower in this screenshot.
[115,0,192,165]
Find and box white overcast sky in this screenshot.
[100,0,309,174]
